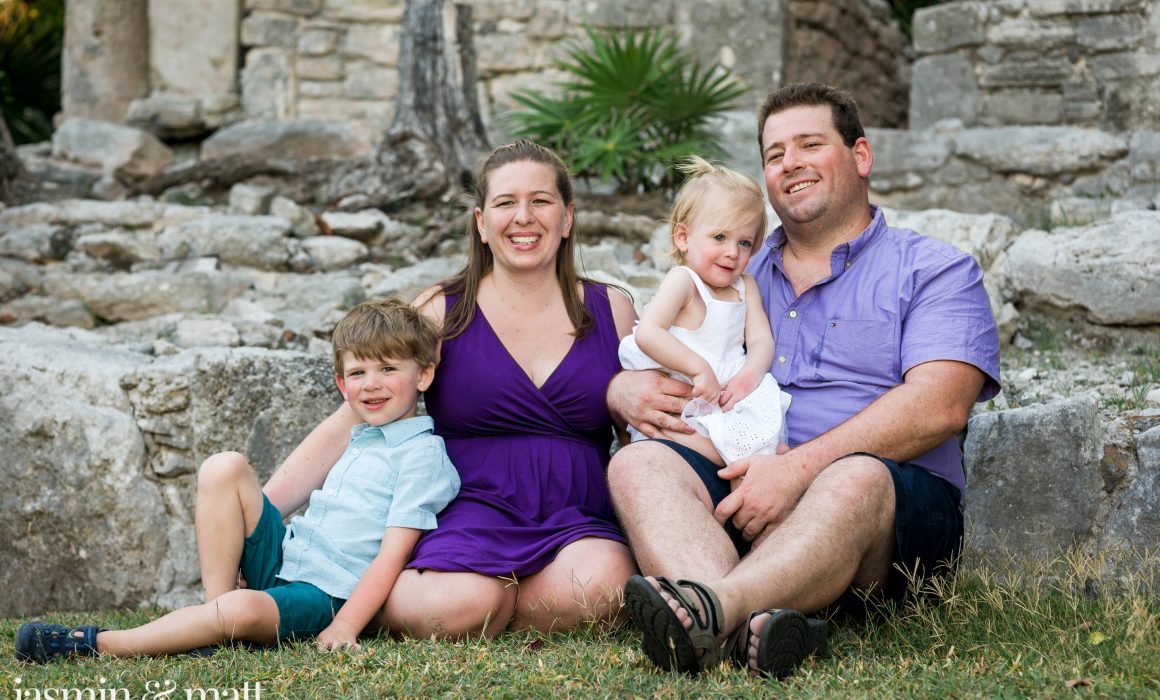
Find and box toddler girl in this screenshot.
[618,157,790,466]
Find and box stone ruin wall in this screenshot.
[910,0,1160,131]
[61,0,910,145]
[787,0,911,128]
[869,0,1160,224]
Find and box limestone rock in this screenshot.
[200,119,376,162]
[965,395,1106,557]
[74,228,164,269]
[0,223,71,263]
[952,127,1128,177]
[228,183,277,215]
[1001,211,1160,325]
[158,215,295,270]
[301,235,369,270]
[1103,425,1160,551]
[881,207,1019,270]
[51,119,174,179]
[319,209,386,241]
[44,268,254,323]
[0,325,167,617]
[270,196,320,237]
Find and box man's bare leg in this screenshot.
[626,455,897,664]
[608,441,739,582]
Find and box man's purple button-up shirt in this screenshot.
[747,206,1000,494]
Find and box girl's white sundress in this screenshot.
[618,266,791,463]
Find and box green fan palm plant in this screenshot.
[506,27,747,194]
[0,0,64,144]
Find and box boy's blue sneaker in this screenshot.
[15,622,102,663]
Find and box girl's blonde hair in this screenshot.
[668,156,768,264]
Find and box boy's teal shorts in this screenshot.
[241,494,346,640]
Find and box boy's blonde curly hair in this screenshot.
[667,156,768,264]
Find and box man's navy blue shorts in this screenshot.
[653,439,963,606]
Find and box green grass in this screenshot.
[4,550,1158,699]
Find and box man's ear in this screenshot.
[417,363,436,392]
[335,374,349,401]
[853,136,873,179]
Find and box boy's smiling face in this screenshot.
[336,352,434,426]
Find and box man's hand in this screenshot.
[606,370,696,438]
[715,446,810,541]
[316,619,362,652]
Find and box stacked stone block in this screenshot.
[911,0,1160,131]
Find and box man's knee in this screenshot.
[815,454,895,513]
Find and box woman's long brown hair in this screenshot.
[439,140,595,340]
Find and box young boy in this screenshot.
[16,297,460,661]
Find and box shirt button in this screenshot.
[844,261,852,269]
[777,356,786,364]
[788,310,797,318]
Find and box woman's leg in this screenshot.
[379,570,517,640]
[195,452,268,601]
[97,589,280,656]
[511,538,637,633]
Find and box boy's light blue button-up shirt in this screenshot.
[277,415,460,599]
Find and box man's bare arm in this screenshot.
[606,369,697,437]
[717,359,986,540]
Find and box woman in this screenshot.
[264,140,638,637]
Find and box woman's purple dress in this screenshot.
[408,282,626,577]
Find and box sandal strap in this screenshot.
[652,577,726,638]
[674,579,726,637]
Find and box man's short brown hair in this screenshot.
[757,82,865,152]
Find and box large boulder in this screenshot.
[964,396,1108,557]
[0,325,167,617]
[51,119,174,179]
[1000,211,1160,326]
[200,119,376,162]
[0,324,343,616]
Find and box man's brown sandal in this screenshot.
[624,575,726,674]
[725,609,829,679]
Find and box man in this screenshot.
[606,83,1000,679]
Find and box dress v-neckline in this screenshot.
[474,304,577,391]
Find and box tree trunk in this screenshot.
[390,0,490,186]
[0,114,38,206]
[327,0,490,206]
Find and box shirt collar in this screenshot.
[351,415,434,447]
[766,205,885,278]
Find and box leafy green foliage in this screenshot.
[0,0,64,144]
[506,27,748,194]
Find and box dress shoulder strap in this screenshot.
[677,265,744,302]
[676,265,713,303]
